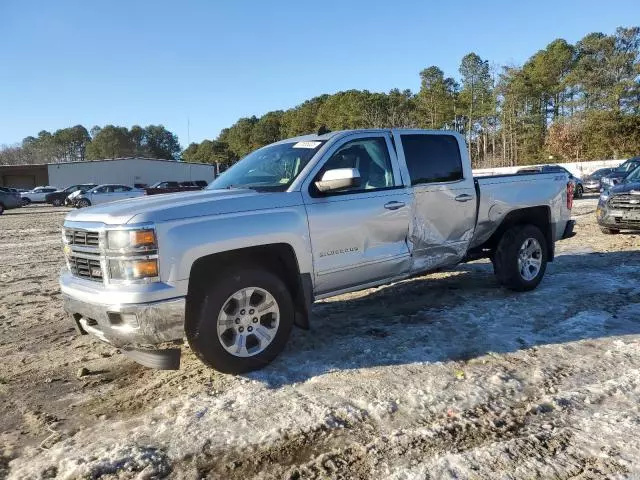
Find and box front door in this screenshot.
[302,133,411,295]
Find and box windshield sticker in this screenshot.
[293,141,321,149]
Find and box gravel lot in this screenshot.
[1,197,639,479]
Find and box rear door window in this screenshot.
[400,134,463,185]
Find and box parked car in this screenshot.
[597,164,640,233]
[61,129,575,372]
[75,184,145,208]
[600,157,640,189]
[0,188,22,214]
[144,180,206,195]
[517,165,584,198]
[65,185,98,206]
[582,167,614,192]
[46,184,98,207]
[20,186,59,205]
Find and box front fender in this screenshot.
[156,205,313,284]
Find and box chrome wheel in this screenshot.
[518,237,542,281]
[216,287,280,358]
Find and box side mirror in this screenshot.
[315,168,361,193]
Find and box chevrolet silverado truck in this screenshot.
[60,129,575,372]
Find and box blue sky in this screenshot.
[1,0,638,147]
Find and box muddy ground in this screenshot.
[1,197,639,479]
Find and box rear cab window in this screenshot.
[400,134,463,185]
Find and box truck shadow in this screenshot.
[249,250,640,387]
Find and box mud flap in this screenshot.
[122,347,181,370]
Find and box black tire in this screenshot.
[186,268,294,373]
[77,198,91,208]
[21,198,31,206]
[493,224,548,292]
[574,184,583,198]
[52,198,63,207]
[0,203,4,215]
[600,227,620,234]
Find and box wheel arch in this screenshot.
[477,206,554,261]
[187,243,313,330]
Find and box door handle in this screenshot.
[455,194,474,202]
[384,201,405,210]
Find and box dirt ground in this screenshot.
[1,197,639,479]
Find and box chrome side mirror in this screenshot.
[315,168,361,193]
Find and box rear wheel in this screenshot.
[493,225,548,292]
[77,198,91,208]
[0,203,4,215]
[600,227,620,234]
[186,268,294,373]
[52,198,63,207]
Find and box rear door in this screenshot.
[392,130,477,273]
[88,186,109,204]
[301,132,411,295]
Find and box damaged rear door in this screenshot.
[392,130,477,272]
[302,132,411,295]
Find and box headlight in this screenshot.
[109,258,159,281]
[107,228,156,251]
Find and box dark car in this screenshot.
[0,187,22,214]
[600,157,640,189]
[582,167,614,192]
[144,180,206,195]
[597,164,640,234]
[517,164,584,198]
[46,183,98,207]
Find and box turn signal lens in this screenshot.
[132,229,156,246]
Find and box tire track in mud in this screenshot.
[175,357,640,479]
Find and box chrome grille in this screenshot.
[608,195,640,210]
[68,255,103,282]
[64,228,100,247]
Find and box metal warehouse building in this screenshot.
[0,157,216,189]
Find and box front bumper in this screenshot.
[597,206,640,231]
[63,294,185,348]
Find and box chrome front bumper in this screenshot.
[63,294,185,348]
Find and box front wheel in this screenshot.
[600,227,620,235]
[21,198,30,206]
[0,203,4,215]
[186,268,294,373]
[77,198,91,208]
[493,225,548,292]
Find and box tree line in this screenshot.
[184,26,640,169]
[1,26,638,169]
[0,124,181,165]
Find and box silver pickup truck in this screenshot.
[60,129,575,372]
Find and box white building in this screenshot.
[47,157,215,187]
[0,157,216,189]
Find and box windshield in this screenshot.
[624,165,640,183]
[616,160,639,172]
[208,140,325,192]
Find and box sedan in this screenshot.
[75,184,145,208]
[582,168,614,192]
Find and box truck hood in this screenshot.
[64,189,304,225]
[609,180,640,195]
